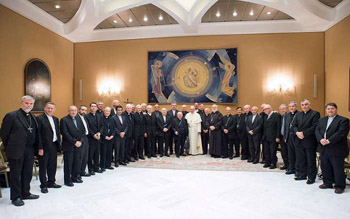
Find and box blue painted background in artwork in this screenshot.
[148,48,237,103]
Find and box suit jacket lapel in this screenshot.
[16,110,29,130]
[43,114,54,134]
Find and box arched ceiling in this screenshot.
[1,0,350,42]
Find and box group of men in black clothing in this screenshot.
[1,96,349,207]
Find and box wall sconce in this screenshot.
[98,78,122,96]
[267,75,294,94]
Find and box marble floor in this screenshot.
[1,160,350,219]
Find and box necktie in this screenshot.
[324,117,334,139]
[73,118,78,128]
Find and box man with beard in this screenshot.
[209,104,223,158]
[1,95,42,206]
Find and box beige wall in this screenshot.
[325,16,350,118]
[0,6,74,124]
[74,33,325,114]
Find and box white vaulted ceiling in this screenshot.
[1,0,350,42]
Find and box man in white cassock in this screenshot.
[185,106,203,155]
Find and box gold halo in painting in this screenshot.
[173,59,210,97]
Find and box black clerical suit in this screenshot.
[152,111,162,154]
[133,112,146,159]
[172,117,188,157]
[37,113,61,189]
[60,115,85,184]
[85,113,102,173]
[293,109,320,181]
[122,111,135,161]
[232,114,241,157]
[0,109,42,200]
[78,114,90,176]
[246,114,263,162]
[167,110,179,155]
[200,113,210,154]
[279,113,289,169]
[100,116,116,169]
[157,115,172,156]
[209,111,223,157]
[315,115,349,190]
[113,114,128,164]
[221,114,236,158]
[144,113,156,158]
[262,112,281,167]
[284,111,298,173]
[239,112,252,160]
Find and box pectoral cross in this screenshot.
[28,127,33,133]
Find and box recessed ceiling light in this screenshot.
[233,11,237,17]
[216,11,221,17]
[55,4,60,9]
[267,11,271,15]
[113,20,118,24]
[249,10,254,16]
[159,15,163,21]
[129,18,133,23]
[144,16,148,22]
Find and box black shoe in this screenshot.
[229,156,234,160]
[269,164,276,169]
[247,159,253,163]
[119,162,127,166]
[260,161,265,164]
[130,158,136,162]
[96,169,103,173]
[12,197,24,207]
[65,182,74,187]
[41,188,48,194]
[285,170,295,175]
[72,179,83,183]
[306,179,315,185]
[101,168,106,172]
[241,157,248,160]
[176,155,180,158]
[263,164,270,168]
[221,155,229,159]
[252,161,259,164]
[151,155,157,158]
[134,157,139,161]
[81,172,91,177]
[165,154,170,157]
[139,156,145,160]
[22,194,39,200]
[234,155,240,158]
[115,163,119,167]
[47,183,62,188]
[107,167,114,170]
[280,166,288,170]
[319,184,333,189]
[294,176,307,181]
[335,188,344,194]
[89,171,96,175]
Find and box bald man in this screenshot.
[60,106,86,187]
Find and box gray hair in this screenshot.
[279,104,287,109]
[21,95,35,102]
[289,101,298,107]
[301,99,310,104]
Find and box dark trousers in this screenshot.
[88,138,100,172]
[80,136,89,174]
[222,134,234,157]
[261,140,267,161]
[72,146,83,181]
[114,137,124,164]
[288,136,297,173]
[296,140,317,180]
[134,135,145,158]
[280,136,289,168]
[38,142,58,188]
[154,134,160,154]
[8,145,34,200]
[248,136,260,162]
[321,151,346,189]
[240,133,249,159]
[125,137,133,161]
[263,139,278,166]
[100,139,113,169]
[158,133,170,155]
[233,137,240,156]
[168,131,174,154]
[146,134,155,157]
[174,134,186,156]
[201,132,209,154]
[63,150,73,184]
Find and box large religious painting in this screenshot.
[25,59,51,111]
[148,48,238,103]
